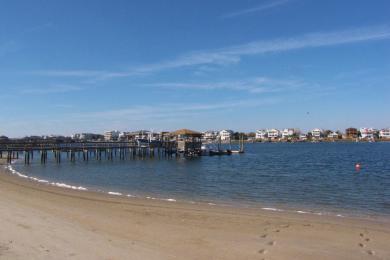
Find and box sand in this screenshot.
[0,164,389,260]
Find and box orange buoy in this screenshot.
[355,163,361,170]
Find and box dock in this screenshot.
[0,141,178,164]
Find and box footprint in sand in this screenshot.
[358,232,375,256]
[0,243,10,255]
[260,234,268,238]
[258,249,267,254]
[268,241,276,246]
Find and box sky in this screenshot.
[0,0,389,137]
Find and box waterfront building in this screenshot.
[219,130,234,141]
[359,128,375,140]
[327,131,340,139]
[0,136,9,142]
[266,129,280,140]
[72,133,103,141]
[379,128,390,139]
[299,133,307,141]
[104,130,120,141]
[255,129,267,140]
[202,131,218,142]
[171,129,202,155]
[311,128,323,139]
[345,128,358,139]
[281,128,297,139]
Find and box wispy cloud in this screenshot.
[33,25,390,80]
[69,98,281,122]
[142,77,304,94]
[221,0,291,19]
[20,84,85,95]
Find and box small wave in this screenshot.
[262,207,284,212]
[108,192,122,196]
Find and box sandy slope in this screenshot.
[0,165,389,260]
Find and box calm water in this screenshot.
[12,143,390,217]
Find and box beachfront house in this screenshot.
[104,130,120,141]
[311,128,323,139]
[299,133,307,141]
[266,129,281,140]
[359,128,376,140]
[255,129,267,141]
[72,133,103,141]
[202,131,218,142]
[379,128,390,139]
[327,131,340,139]
[345,127,358,139]
[219,130,234,141]
[281,128,297,139]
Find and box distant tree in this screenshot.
[247,132,256,138]
[323,130,332,137]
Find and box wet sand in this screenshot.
[0,164,390,259]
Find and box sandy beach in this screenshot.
[0,164,389,260]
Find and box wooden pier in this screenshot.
[0,141,179,164]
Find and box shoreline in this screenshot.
[4,161,390,223]
[1,163,390,259]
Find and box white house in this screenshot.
[104,130,120,141]
[311,128,323,139]
[327,131,340,139]
[379,128,390,139]
[219,130,234,141]
[202,131,218,142]
[255,129,267,140]
[266,129,280,140]
[299,133,307,140]
[282,128,296,139]
[359,128,375,139]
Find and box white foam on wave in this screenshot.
[5,163,89,191]
[108,192,122,196]
[165,198,176,202]
[262,207,284,212]
[52,182,88,191]
[208,202,216,206]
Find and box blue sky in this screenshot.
[0,0,389,137]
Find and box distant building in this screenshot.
[72,133,103,141]
[359,128,376,139]
[281,128,297,139]
[0,136,9,142]
[219,130,234,141]
[311,128,323,139]
[104,130,120,141]
[255,129,267,140]
[266,129,280,140]
[327,131,340,139]
[202,131,218,142]
[379,128,390,139]
[345,128,358,139]
[299,133,307,141]
[171,129,202,155]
